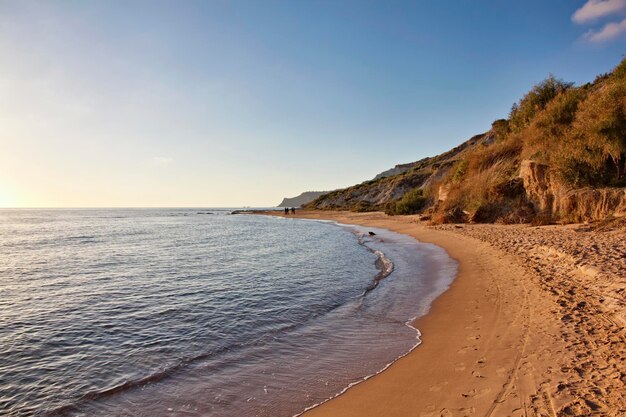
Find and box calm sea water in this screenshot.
[0,209,456,416]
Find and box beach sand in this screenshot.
[258,210,625,417]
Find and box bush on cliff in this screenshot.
[385,188,427,215]
[350,200,377,212]
[518,64,626,187]
[570,77,626,184]
[509,75,573,133]
[305,58,626,223]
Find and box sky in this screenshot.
[0,0,625,208]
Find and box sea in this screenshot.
[0,208,457,416]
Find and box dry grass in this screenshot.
[443,161,517,220]
[440,137,522,221]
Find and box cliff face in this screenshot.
[307,141,626,222]
[306,132,494,211]
[519,161,556,215]
[372,160,425,180]
[278,191,328,207]
[520,161,626,222]
[304,58,626,224]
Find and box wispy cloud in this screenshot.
[572,0,626,24]
[583,17,626,41]
[151,156,173,166]
[572,0,626,43]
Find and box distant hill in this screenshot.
[372,161,422,180]
[305,58,626,224]
[278,191,329,207]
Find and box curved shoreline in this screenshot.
[254,210,625,415]
[293,325,424,417]
[285,219,457,417]
[257,210,540,416]
[348,225,396,294]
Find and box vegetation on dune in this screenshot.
[384,188,428,215]
[435,58,626,221]
[306,58,626,223]
[509,75,574,134]
[571,77,626,184]
[519,62,626,187]
[441,141,524,222]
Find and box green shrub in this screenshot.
[509,75,573,133]
[557,157,611,187]
[385,188,428,215]
[491,119,510,141]
[571,78,626,183]
[535,87,586,129]
[350,200,375,213]
[521,87,587,165]
[451,159,468,183]
[468,135,522,173]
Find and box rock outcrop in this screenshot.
[306,132,493,211]
[278,191,328,207]
[306,151,626,223]
[373,161,424,180]
[560,188,626,222]
[519,160,562,216]
[520,160,626,222]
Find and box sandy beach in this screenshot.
[260,210,625,417]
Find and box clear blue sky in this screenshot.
[1,0,625,207]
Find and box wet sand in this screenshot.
[258,210,625,416]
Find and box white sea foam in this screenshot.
[293,320,424,417]
[289,219,458,417]
[1,210,457,417]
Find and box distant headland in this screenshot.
[278,191,329,207]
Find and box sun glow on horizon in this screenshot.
[0,184,17,208]
[1,2,624,209]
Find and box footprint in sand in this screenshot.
[457,346,470,354]
[462,389,477,398]
[419,407,453,417]
[474,388,492,399]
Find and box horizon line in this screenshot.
[0,206,279,210]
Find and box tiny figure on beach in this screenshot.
[284,207,289,215]
[291,207,296,214]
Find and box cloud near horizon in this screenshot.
[572,0,626,23]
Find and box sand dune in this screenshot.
[261,211,625,416]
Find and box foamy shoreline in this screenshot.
[279,218,457,417]
[256,210,625,416]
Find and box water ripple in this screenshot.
[0,209,457,417]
